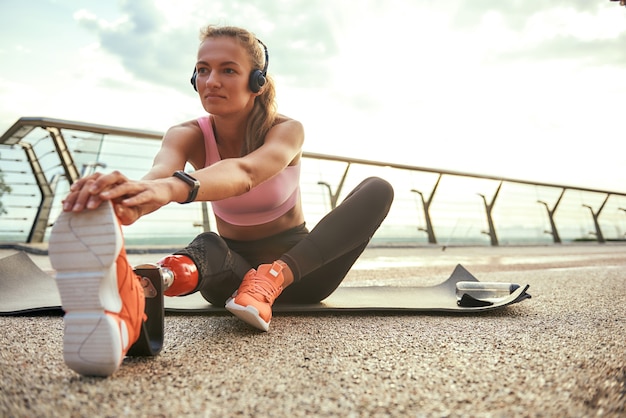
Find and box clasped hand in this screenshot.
[62,171,172,225]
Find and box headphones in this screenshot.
[190,39,269,93]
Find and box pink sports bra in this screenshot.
[197,116,301,226]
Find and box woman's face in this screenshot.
[195,37,258,117]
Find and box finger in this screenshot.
[118,181,168,207]
[85,194,105,210]
[119,189,151,206]
[123,188,168,208]
[62,193,78,212]
[63,177,98,211]
[70,172,102,192]
[90,171,128,195]
[100,181,143,201]
[71,178,101,212]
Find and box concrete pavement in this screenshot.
[1,244,624,417]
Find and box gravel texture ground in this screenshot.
[0,244,624,417]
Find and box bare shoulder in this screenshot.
[270,115,304,139]
[274,114,302,128]
[164,119,203,140]
[160,119,206,169]
[262,115,304,166]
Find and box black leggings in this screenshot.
[175,177,394,305]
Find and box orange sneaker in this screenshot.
[225,262,285,331]
[49,201,145,377]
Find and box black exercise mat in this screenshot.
[0,251,530,316]
[165,264,531,313]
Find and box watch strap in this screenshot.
[172,171,200,204]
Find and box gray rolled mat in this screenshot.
[0,251,62,314]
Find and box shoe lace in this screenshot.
[240,273,282,303]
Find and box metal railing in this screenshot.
[1,116,625,247]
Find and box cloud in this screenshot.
[449,1,626,66]
[71,0,626,99]
[73,0,341,91]
[261,4,340,87]
[74,1,194,89]
[451,0,606,30]
[493,31,626,66]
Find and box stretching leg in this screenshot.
[278,177,394,302]
[169,177,393,306]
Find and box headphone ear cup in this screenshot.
[249,69,266,93]
[190,69,198,92]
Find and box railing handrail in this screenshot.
[304,152,626,197]
[2,116,626,246]
[3,116,624,198]
[0,116,163,144]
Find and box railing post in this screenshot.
[478,181,502,246]
[192,202,212,232]
[200,202,211,232]
[46,127,80,184]
[20,143,54,243]
[411,174,441,244]
[582,194,610,243]
[317,162,351,209]
[81,162,107,177]
[537,188,566,244]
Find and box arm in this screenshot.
[191,118,304,202]
[105,120,207,221]
[119,117,304,204]
[66,118,304,224]
[142,120,206,181]
[61,120,204,223]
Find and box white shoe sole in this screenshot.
[48,201,126,377]
[225,296,270,332]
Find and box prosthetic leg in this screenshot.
[126,264,165,357]
[126,256,199,356]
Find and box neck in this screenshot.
[210,97,256,154]
[211,114,247,157]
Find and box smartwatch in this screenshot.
[172,171,200,204]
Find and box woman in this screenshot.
[49,25,394,376]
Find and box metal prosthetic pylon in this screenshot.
[126,264,165,357]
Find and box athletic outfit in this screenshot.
[175,115,394,305]
[48,115,393,375]
[200,116,302,227]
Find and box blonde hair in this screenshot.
[199,25,277,155]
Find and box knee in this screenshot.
[189,231,228,251]
[177,232,228,268]
[364,177,394,209]
[372,177,394,199]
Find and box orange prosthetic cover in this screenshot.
[158,254,199,297]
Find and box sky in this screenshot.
[1,0,625,193]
